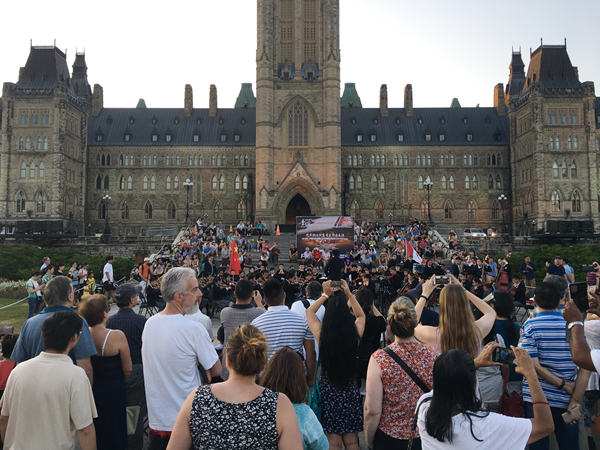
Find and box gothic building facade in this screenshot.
[0,0,599,237]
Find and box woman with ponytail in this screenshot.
[364,297,439,450]
[167,324,302,449]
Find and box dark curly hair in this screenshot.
[319,290,359,388]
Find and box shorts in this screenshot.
[104,281,115,292]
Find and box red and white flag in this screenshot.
[406,241,423,264]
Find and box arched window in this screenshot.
[96,175,102,189]
[561,161,568,178]
[16,192,26,213]
[18,137,24,150]
[35,192,47,213]
[244,155,249,166]
[440,154,446,167]
[96,154,100,166]
[356,175,363,190]
[449,176,455,190]
[151,176,156,190]
[235,175,241,190]
[381,154,386,166]
[403,155,408,166]
[472,175,478,190]
[214,201,223,219]
[371,154,375,166]
[491,201,500,219]
[574,137,579,150]
[572,191,582,212]
[492,154,496,166]
[552,161,559,178]
[444,201,453,219]
[167,201,176,220]
[568,136,572,150]
[20,162,26,178]
[212,176,217,190]
[120,176,125,190]
[549,137,554,150]
[121,202,129,220]
[441,176,447,190]
[144,201,153,219]
[349,175,355,191]
[371,176,378,190]
[495,175,501,190]
[237,200,246,219]
[448,154,455,166]
[376,155,381,166]
[347,155,352,166]
[234,155,239,166]
[465,176,470,190]
[288,102,309,146]
[119,154,124,166]
[127,176,132,190]
[219,175,225,190]
[555,136,560,150]
[418,176,423,190]
[103,175,109,190]
[25,137,31,150]
[242,175,248,190]
[101,154,106,166]
[416,154,422,166]
[97,202,106,219]
[353,155,358,166]
[143,176,148,190]
[468,200,477,219]
[39,162,44,178]
[551,191,561,212]
[571,161,577,178]
[375,201,384,219]
[166,176,172,190]
[497,155,502,166]
[379,176,385,190]
[37,138,42,150]
[29,163,36,178]
[426,154,431,166]
[174,176,179,190]
[351,200,361,219]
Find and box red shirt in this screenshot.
[0,360,16,390]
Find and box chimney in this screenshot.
[494,83,506,116]
[184,84,193,117]
[379,84,388,117]
[404,84,413,117]
[209,84,218,117]
[92,84,103,117]
[573,66,579,80]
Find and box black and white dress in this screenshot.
[189,385,280,449]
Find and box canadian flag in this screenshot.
[406,241,423,264]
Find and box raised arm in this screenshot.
[343,280,365,338]
[306,282,330,346]
[415,278,436,323]
[458,277,496,337]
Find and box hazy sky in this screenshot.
[1,0,598,109]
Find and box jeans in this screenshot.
[523,401,579,450]
[27,298,38,318]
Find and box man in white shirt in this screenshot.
[102,255,116,302]
[142,267,221,450]
[290,281,325,360]
[0,310,97,450]
[185,293,214,341]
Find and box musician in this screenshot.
[511,275,527,305]
[388,266,404,294]
[202,255,216,276]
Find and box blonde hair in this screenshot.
[387,297,417,338]
[438,284,480,357]
[226,324,268,376]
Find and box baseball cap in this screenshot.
[115,284,142,306]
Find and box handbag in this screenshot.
[383,346,430,450]
[499,375,523,417]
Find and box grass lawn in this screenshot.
[0,298,29,333]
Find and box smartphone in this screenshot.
[561,405,582,424]
[492,347,516,365]
[570,282,589,312]
[433,276,449,286]
[330,280,342,290]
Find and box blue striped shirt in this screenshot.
[251,305,313,360]
[520,311,578,408]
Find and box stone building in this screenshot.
[0,1,598,237]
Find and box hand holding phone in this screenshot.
[561,405,582,424]
[492,347,516,365]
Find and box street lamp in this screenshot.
[184,178,194,225]
[102,194,111,236]
[423,176,433,223]
[498,193,508,233]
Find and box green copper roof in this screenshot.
[341,83,362,108]
[450,98,461,108]
[234,83,256,108]
[136,98,147,109]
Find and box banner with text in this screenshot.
[296,216,355,253]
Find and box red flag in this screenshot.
[406,241,423,264]
[229,241,241,275]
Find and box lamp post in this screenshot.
[498,193,508,233]
[184,178,194,225]
[424,176,433,223]
[102,194,111,236]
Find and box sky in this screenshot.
[0,0,598,109]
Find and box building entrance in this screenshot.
[285,194,311,225]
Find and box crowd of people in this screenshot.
[2,217,600,449]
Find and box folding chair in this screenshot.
[138,283,159,318]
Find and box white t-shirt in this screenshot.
[416,392,532,450]
[142,314,218,431]
[186,310,215,340]
[591,349,600,375]
[102,262,113,282]
[290,299,325,359]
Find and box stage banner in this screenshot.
[296,216,355,253]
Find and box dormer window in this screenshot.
[351,118,357,125]
[462,117,468,125]
[193,134,200,143]
[218,118,224,125]
[220,133,227,143]
[425,131,432,142]
[151,134,159,142]
[395,118,401,125]
[174,117,180,125]
[106,116,113,125]
[440,117,446,124]
[128,116,135,125]
[241,118,246,125]
[397,133,404,143]
[466,133,473,142]
[373,118,379,125]
[356,133,363,143]
[123,133,132,142]
[234,134,241,143]
[165,134,172,143]
[369,133,377,142]
[196,118,202,125]
[439,134,446,142]
[417,117,423,125]
[96,133,104,142]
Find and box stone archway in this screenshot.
[285,194,311,224]
[272,179,325,227]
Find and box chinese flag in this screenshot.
[229,241,242,275]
